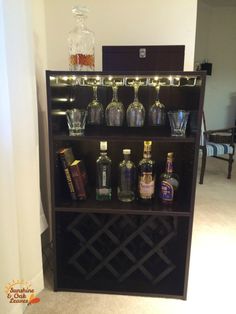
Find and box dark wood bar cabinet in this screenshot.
[46,70,205,299]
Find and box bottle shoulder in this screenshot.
[139,157,155,166]
[119,160,136,169]
[97,155,111,163]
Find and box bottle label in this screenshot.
[120,168,134,192]
[160,180,174,202]
[139,172,155,199]
[102,166,107,186]
[96,188,111,196]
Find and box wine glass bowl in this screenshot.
[105,85,124,126]
[148,85,166,126]
[126,83,145,127]
[87,85,104,125]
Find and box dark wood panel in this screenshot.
[55,212,189,297]
[46,70,206,299]
[103,46,185,71]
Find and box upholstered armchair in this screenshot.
[199,125,235,184]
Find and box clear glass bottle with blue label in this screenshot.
[118,149,136,202]
[159,152,179,204]
[96,141,112,200]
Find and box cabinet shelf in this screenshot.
[55,198,191,217]
[53,127,196,143]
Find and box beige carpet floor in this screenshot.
[25,158,236,314]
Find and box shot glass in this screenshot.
[168,110,190,137]
[66,109,87,136]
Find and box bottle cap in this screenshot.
[123,149,131,155]
[167,152,174,158]
[72,5,89,16]
[144,141,152,150]
[100,141,107,151]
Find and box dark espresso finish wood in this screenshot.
[103,46,185,71]
[46,70,206,300]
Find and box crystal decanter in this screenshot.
[68,5,95,71]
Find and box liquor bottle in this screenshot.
[96,141,112,200]
[159,152,179,203]
[68,5,95,71]
[118,149,136,202]
[138,141,155,202]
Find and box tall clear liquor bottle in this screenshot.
[138,141,156,202]
[159,152,179,204]
[118,149,136,202]
[96,141,112,200]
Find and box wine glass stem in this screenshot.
[156,86,160,101]
[134,84,139,102]
[93,85,98,101]
[112,85,118,102]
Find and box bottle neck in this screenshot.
[74,14,86,29]
[124,154,130,161]
[143,150,151,159]
[166,158,173,174]
[100,151,107,157]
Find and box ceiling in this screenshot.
[201,0,236,6]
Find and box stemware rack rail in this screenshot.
[49,73,202,88]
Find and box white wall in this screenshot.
[195,2,236,129]
[194,1,211,66]
[44,0,198,71]
[0,0,44,312]
[31,0,51,235]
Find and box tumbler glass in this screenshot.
[168,110,190,136]
[66,109,87,136]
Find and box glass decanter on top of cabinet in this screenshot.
[47,70,205,300]
[68,5,95,71]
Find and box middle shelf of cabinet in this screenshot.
[52,126,196,143]
[52,140,196,217]
[54,192,191,217]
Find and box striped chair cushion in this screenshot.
[205,142,234,157]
